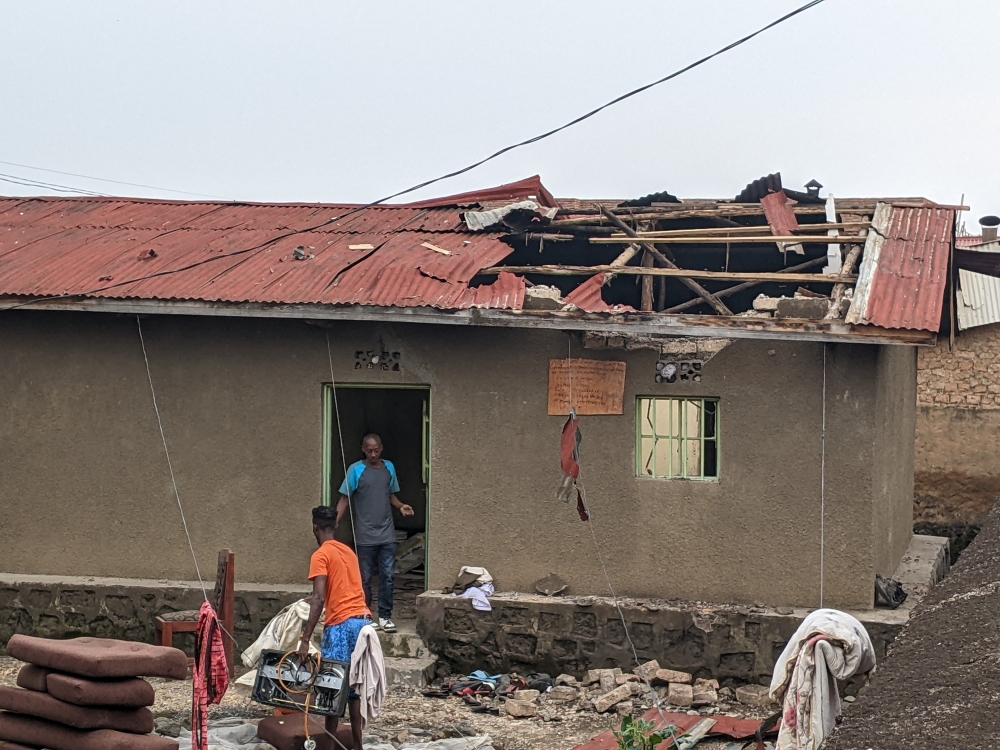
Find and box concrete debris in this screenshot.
[614,701,633,717]
[592,684,633,714]
[533,573,568,596]
[554,674,578,687]
[653,668,693,685]
[692,678,720,707]
[735,684,777,707]
[513,689,540,703]
[667,683,695,708]
[615,674,639,686]
[503,699,538,718]
[598,670,618,694]
[523,285,565,311]
[775,296,831,319]
[547,686,579,703]
[633,659,660,680]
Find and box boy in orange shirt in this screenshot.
[299,505,372,749]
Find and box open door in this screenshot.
[323,384,430,621]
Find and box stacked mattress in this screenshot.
[0,635,187,750]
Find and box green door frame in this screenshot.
[322,383,432,586]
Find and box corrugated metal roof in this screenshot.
[849,204,954,331]
[0,183,532,310]
[563,273,635,314]
[957,269,1000,330]
[957,234,984,247]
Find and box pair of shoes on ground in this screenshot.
[371,618,396,633]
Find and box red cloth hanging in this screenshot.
[558,415,589,521]
[193,600,229,750]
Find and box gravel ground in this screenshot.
[0,657,772,749]
[826,501,1000,749]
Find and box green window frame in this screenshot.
[636,397,720,480]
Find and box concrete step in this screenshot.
[377,619,430,659]
[384,656,437,688]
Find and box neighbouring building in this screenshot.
[0,175,977,664]
[915,224,1000,537]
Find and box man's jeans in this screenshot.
[357,543,396,620]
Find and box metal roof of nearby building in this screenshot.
[847,204,954,332]
[956,240,1000,330]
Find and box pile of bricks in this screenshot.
[0,635,186,750]
[578,660,723,715]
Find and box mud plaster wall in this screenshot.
[915,325,1000,524]
[873,346,917,576]
[0,312,911,609]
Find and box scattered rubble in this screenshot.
[735,684,776,708]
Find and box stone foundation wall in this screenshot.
[0,574,310,655]
[417,592,904,684]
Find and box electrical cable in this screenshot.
[1,0,828,315]
[326,332,358,546]
[820,343,827,608]
[0,158,226,199]
[567,335,669,727]
[137,315,209,602]
[0,172,108,196]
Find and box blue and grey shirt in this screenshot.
[339,460,401,546]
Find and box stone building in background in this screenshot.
[915,225,1000,550]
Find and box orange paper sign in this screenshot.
[548,359,626,416]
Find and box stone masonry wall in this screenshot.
[917,326,1000,408]
[417,592,902,685]
[915,326,1000,525]
[0,575,309,655]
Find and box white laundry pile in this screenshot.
[236,599,323,688]
[453,567,495,612]
[350,623,387,727]
[769,609,876,750]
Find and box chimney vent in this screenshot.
[980,215,1000,243]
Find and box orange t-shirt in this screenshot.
[308,540,371,627]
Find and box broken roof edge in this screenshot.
[3,295,937,346]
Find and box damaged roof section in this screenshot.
[0,173,966,345]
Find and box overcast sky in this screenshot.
[2,1,997,229]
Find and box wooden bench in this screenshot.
[154,549,235,677]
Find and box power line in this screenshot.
[0,159,226,200]
[1,0,829,314]
[0,172,108,197]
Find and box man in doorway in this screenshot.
[299,505,369,750]
[336,433,414,633]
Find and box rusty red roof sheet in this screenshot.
[563,273,635,314]
[0,181,537,311]
[856,205,955,331]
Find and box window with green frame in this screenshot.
[637,397,719,480]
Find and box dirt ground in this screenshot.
[826,500,1000,749]
[0,656,772,749]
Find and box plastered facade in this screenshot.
[0,311,916,610]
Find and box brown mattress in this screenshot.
[46,673,155,708]
[0,686,154,734]
[15,665,50,693]
[6,636,187,680]
[0,712,178,750]
[0,743,40,750]
[256,714,356,750]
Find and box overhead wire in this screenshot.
[326,331,358,545]
[1,0,829,315]
[0,158,226,199]
[567,335,670,727]
[0,172,109,197]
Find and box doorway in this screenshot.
[323,384,430,621]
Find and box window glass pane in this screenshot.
[639,399,655,436]
[654,398,673,438]
[686,437,703,478]
[639,437,655,476]
[636,397,719,480]
[655,437,680,478]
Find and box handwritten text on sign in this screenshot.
[548,359,627,416]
